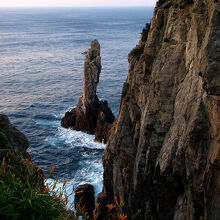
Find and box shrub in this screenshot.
[129,44,144,62]
[157,0,166,7]
[0,132,10,149]
[141,23,150,43]
[0,150,73,220]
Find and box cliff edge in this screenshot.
[102,0,220,219]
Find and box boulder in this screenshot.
[0,114,29,158]
[96,192,109,220]
[74,184,95,218]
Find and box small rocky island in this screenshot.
[61,40,115,143]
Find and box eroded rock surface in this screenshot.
[0,114,29,158]
[102,0,220,219]
[61,40,115,143]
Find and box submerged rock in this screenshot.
[61,40,115,143]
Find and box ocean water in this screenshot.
[0,7,153,204]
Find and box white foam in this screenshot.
[38,113,105,210]
[45,178,75,210]
[51,107,75,119]
[36,117,105,150]
[45,153,103,210]
[46,163,103,210]
[55,127,105,149]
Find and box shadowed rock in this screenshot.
[0,114,44,184]
[61,40,115,143]
[74,184,95,218]
[102,1,220,219]
[0,114,29,158]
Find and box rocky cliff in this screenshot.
[0,114,29,158]
[61,40,115,143]
[102,0,220,219]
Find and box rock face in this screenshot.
[83,40,101,104]
[61,40,115,143]
[74,184,95,218]
[102,0,220,219]
[0,114,29,158]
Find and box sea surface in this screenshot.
[0,7,153,204]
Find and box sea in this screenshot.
[0,7,153,206]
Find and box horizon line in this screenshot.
[0,5,155,8]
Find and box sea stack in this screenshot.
[61,40,115,143]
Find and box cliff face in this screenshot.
[103,0,220,219]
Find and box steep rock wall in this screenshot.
[103,0,220,219]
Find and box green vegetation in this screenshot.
[169,0,194,8]
[0,149,74,220]
[129,44,144,62]
[184,12,191,19]
[0,132,10,149]
[157,0,166,7]
[141,23,150,43]
[0,134,128,219]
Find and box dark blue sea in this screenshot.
[0,7,153,204]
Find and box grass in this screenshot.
[0,149,74,220]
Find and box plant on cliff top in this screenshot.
[156,0,166,7]
[0,149,74,219]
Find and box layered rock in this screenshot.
[61,40,115,143]
[102,0,220,219]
